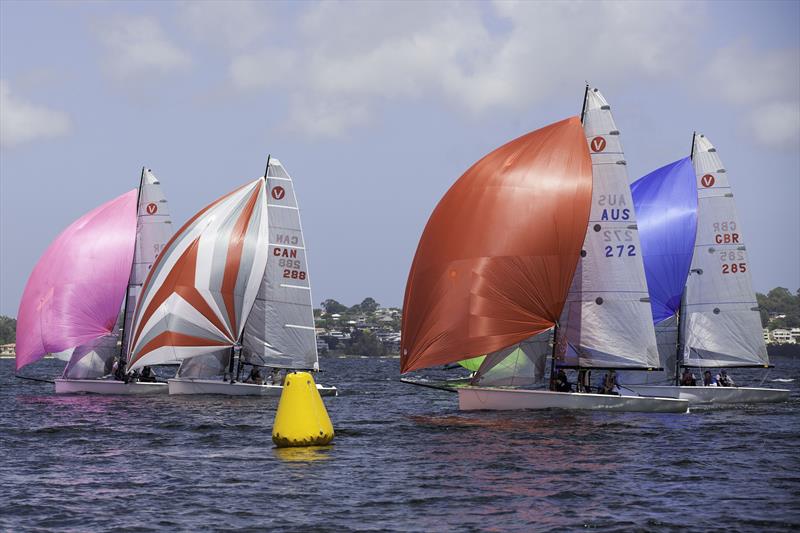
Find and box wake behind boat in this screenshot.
[126,157,336,397]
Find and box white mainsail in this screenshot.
[126,178,270,371]
[681,134,768,367]
[556,88,659,369]
[242,158,319,370]
[120,169,173,360]
[63,168,173,379]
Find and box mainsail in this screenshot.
[681,134,768,367]
[241,158,318,370]
[120,168,173,361]
[126,178,269,371]
[621,157,697,384]
[400,117,592,373]
[16,190,138,371]
[61,168,174,378]
[556,88,659,370]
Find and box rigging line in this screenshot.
[15,374,55,384]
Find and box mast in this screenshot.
[232,154,271,382]
[118,167,146,364]
[549,324,558,390]
[675,290,686,385]
[580,83,589,125]
[674,132,696,384]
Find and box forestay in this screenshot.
[242,159,318,370]
[682,134,768,367]
[15,190,137,371]
[556,88,659,369]
[127,179,269,371]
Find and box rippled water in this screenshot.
[2,356,799,532]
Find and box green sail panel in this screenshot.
[458,356,486,372]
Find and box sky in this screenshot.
[1,0,798,317]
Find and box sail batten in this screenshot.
[241,158,318,370]
[120,169,173,361]
[556,88,659,369]
[682,134,768,368]
[400,117,593,373]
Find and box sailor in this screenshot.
[577,369,592,392]
[139,366,157,383]
[113,359,127,381]
[599,370,620,395]
[680,368,697,386]
[718,369,735,387]
[703,370,716,386]
[266,368,280,386]
[245,366,264,385]
[554,368,571,392]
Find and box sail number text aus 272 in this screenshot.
[602,229,636,257]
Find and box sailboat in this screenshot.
[16,169,173,394]
[125,157,336,397]
[624,134,789,404]
[401,88,688,413]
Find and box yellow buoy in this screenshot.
[272,371,334,447]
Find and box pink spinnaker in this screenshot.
[15,190,138,370]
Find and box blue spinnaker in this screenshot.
[631,157,697,323]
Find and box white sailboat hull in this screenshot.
[54,378,168,395]
[458,387,688,413]
[167,378,338,397]
[624,385,790,405]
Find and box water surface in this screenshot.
[2,356,799,532]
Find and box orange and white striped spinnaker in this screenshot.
[126,178,269,371]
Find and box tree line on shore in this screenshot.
[0,287,797,348]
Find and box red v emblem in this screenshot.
[590,136,606,152]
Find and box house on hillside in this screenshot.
[770,329,795,344]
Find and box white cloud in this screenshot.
[97,15,191,79]
[705,42,800,150]
[0,80,71,148]
[227,1,700,138]
[179,1,271,51]
[287,96,370,139]
[750,101,800,151]
[230,48,297,90]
